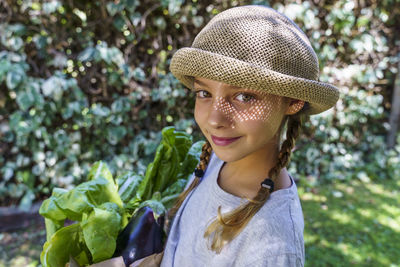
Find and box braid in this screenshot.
[204,113,307,253]
[268,113,303,179]
[168,140,213,218]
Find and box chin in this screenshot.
[211,148,243,163]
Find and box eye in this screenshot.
[235,93,255,103]
[195,89,210,98]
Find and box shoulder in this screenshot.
[246,204,302,252]
[240,186,304,257]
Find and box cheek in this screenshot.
[236,98,286,138]
[235,98,284,124]
[194,101,206,129]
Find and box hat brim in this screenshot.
[169,47,339,115]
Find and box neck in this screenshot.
[218,139,285,197]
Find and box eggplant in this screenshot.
[113,207,165,267]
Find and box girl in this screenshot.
[134,4,339,267]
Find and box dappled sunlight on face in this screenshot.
[206,89,287,132]
[193,76,293,162]
[193,78,290,128]
[210,88,285,125]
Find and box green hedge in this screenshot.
[0,0,399,210]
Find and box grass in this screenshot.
[0,219,45,267]
[0,178,399,267]
[300,178,400,267]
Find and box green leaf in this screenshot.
[137,199,166,220]
[16,90,35,111]
[161,179,186,198]
[40,223,90,267]
[129,12,141,27]
[113,15,126,31]
[42,1,61,14]
[154,16,167,30]
[62,101,82,120]
[132,67,146,81]
[106,2,124,16]
[192,16,204,27]
[111,97,131,113]
[166,0,184,16]
[125,0,139,13]
[154,127,192,192]
[152,145,178,193]
[0,59,11,83]
[78,46,96,62]
[136,127,194,202]
[87,161,113,183]
[173,132,193,162]
[44,218,64,242]
[116,171,144,203]
[40,162,129,266]
[96,43,119,65]
[8,23,26,36]
[136,143,166,200]
[39,188,69,222]
[7,36,24,51]
[73,8,87,22]
[6,65,25,90]
[106,125,127,145]
[42,76,66,101]
[177,140,205,180]
[1,163,15,181]
[39,166,122,222]
[55,177,121,221]
[91,104,111,117]
[81,203,122,263]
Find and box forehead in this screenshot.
[193,77,279,98]
[194,77,265,97]
[194,77,241,89]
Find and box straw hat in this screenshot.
[169,5,339,115]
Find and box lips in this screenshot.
[211,135,241,146]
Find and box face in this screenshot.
[193,77,304,163]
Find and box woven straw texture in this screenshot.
[169,5,340,115]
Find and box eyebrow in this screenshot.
[194,79,242,90]
[193,79,209,87]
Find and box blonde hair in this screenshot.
[169,107,309,253]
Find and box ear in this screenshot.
[285,99,305,115]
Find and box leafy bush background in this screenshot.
[0,0,399,210]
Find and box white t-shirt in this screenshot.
[161,152,305,267]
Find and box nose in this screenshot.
[207,97,234,129]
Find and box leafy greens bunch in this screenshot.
[39,126,204,267]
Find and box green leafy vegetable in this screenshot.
[116,171,144,203]
[81,202,122,262]
[40,126,204,266]
[136,126,192,202]
[40,162,126,266]
[41,223,90,267]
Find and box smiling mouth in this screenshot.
[211,135,241,141]
[211,135,242,146]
